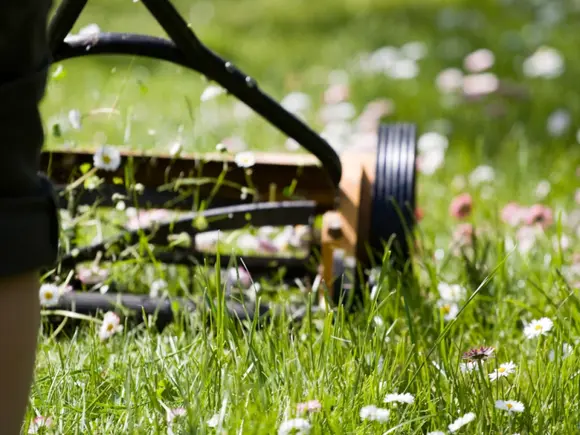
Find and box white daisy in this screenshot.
[448,412,476,433]
[207,413,219,427]
[459,361,478,373]
[437,282,466,302]
[463,73,499,97]
[68,109,82,130]
[98,311,124,341]
[169,141,182,157]
[522,46,564,79]
[549,342,573,362]
[463,48,495,73]
[39,283,61,307]
[437,300,459,321]
[427,432,446,435]
[28,416,54,434]
[488,361,517,381]
[469,165,495,186]
[278,418,311,435]
[523,317,554,339]
[234,151,256,168]
[281,92,311,114]
[200,84,225,102]
[495,400,525,413]
[359,405,390,422]
[435,68,463,93]
[167,407,186,423]
[384,392,414,404]
[150,279,168,298]
[93,145,121,171]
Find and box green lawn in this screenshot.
[31,0,580,433]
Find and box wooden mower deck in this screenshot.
[41,0,418,329]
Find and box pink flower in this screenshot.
[436,68,463,93]
[28,416,54,434]
[296,399,322,414]
[167,407,187,423]
[258,238,279,254]
[126,209,173,230]
[449,193,473,219]
[516,225,539,253]
[524,204,553,229]
[415,207,425,222]
[452,223,475,247]
[463,73,499,98]
[324,84,350,105]
[357,99,394,132]
[77,265,109,285]
[501,202,526,227]
[463,48,495,73]
[227,267,252,288]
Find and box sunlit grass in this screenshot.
[29,0,580,433]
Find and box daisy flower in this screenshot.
[469,164,495,186]
[384,392,415,404]
[438,282,466,302]
[459,361,478,373]
[359,405,390,422]
[234,151,256,168]
[524,204,553,229]
[93,145,121,171]
[98,311,124,341]
[449,193,473,219]
[149,279,168,298]
[167,407,186,423]
[523,317,553,339]
[501,202,526,227]
[549,342,573,361]
[278,418,311,435]
[207,413,220,428]
[437,300,459,321]
[296,400,322,414]
[28,416,54,434]
[448,412,476,433]
[495,400,525,413]
[39,283,61,307]
[200,84,225,102]
[428,432,446,435]
[488,361,517,381]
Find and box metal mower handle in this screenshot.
[47,0,343,188]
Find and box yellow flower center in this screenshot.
[106,323,114,332]
[103,154,111,164]
[498,367,505,373]
[44,291,53,300]
[535,324,542,331]
[442,304,450,314]
[506,403,513,409]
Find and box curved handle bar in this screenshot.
[48,0,342,188]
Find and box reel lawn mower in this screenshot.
[41,0,418,330]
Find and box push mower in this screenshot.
[41,0,418,330]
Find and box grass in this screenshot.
[29,0,580,433]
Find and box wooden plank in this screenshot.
[40,149,338,212]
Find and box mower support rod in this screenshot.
[45,291,274,328]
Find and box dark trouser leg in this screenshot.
[0,2,60,434]
[0,0,59,276]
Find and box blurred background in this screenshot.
[43,0,580,182]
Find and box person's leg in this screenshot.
[0,0,59,433]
